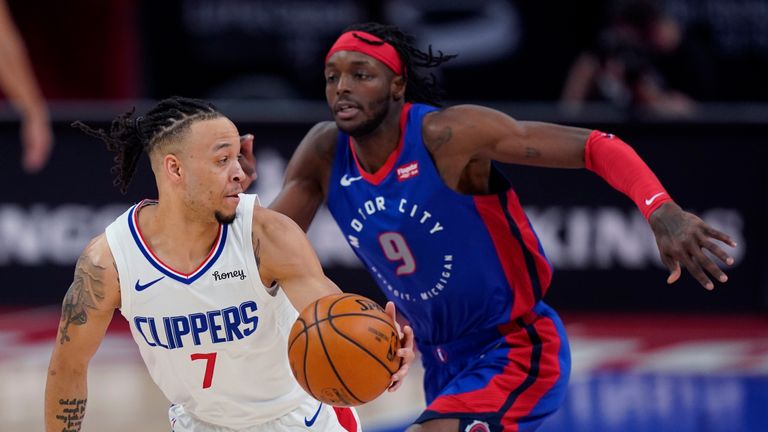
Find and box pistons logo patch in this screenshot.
[396,161,419,181]
[465,420,490,432]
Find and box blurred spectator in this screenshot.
[0,0,52,172]
[561,0,712,117]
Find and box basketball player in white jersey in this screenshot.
[44,97,414,432]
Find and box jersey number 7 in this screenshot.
[191,352,217,389]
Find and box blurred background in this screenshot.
[1,0,767,431]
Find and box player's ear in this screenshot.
[391,75,406,101]
[163,153,183,183]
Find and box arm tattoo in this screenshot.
[525,146,542,158]
[55,398,86,431]
[59,255,106,344]
[429,126,452,151]
[253,236,261,268]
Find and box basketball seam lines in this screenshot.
[302,314,315,400]
[287,294,373,348]
[316,296,365,405]
[289,294,396,406]
[288,313,395,348]
[328,316,399,375]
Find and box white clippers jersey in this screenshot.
[105,194,309,429]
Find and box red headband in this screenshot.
[325,31,404,75]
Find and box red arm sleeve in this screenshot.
[584,130,673,219]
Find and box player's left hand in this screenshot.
[384,301,415,392]
[238,134,257,191]
[649,202,737,290]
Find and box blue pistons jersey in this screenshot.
[327,103,554,346]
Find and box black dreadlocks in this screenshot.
[344,22,457,106]
[72,96,221,194]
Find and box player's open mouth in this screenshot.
[335,102,360,120]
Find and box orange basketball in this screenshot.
[287,293,401,406]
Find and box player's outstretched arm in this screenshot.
[424,105,592,170]
[427,105,737,289]
[44,235,120,432]
[570,127,736,289]
[251,206,342,313]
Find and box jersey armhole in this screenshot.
[238,194,276,299]
[105,228,131,318]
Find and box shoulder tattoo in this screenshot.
[58,254,107,344]
[428,126,452,151]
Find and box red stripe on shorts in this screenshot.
[333,406,359,432]
[500,317,562,429]
[425,317,562,431]
[426,324,534,414]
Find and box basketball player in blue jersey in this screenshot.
[264,23,737,432]
[44,97,414,432]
